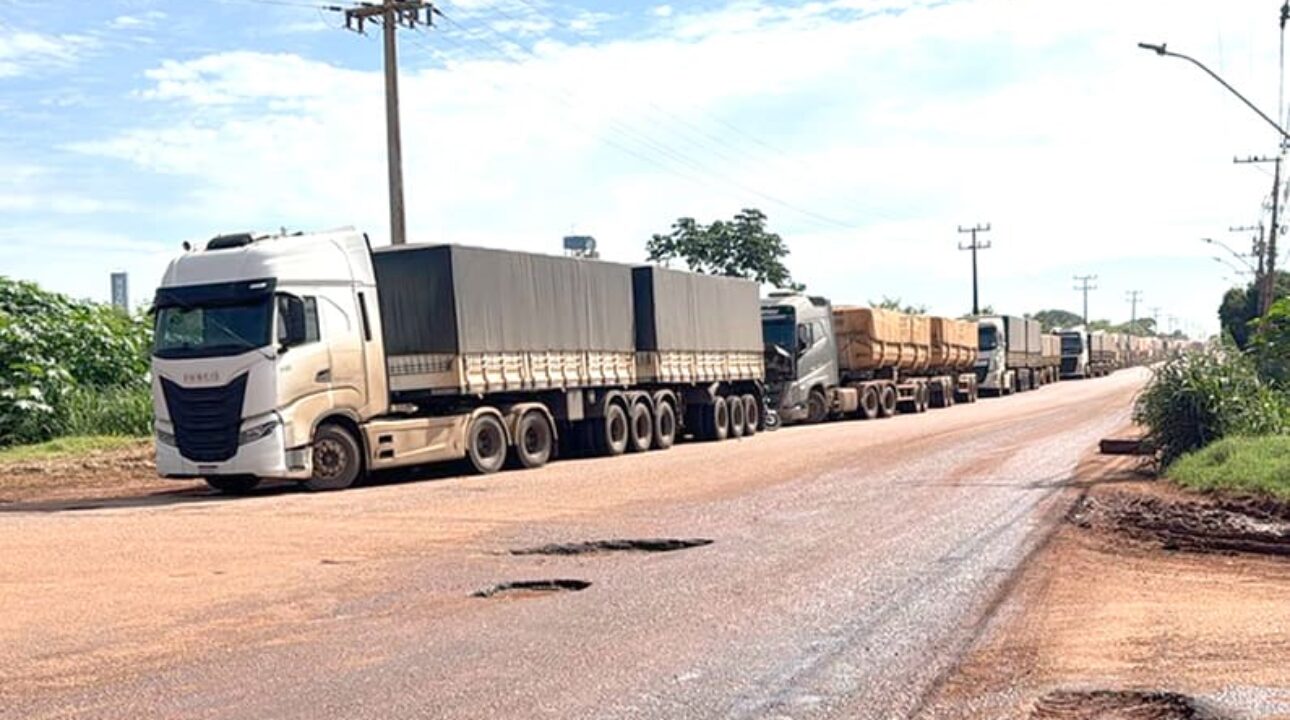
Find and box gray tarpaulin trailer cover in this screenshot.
[632,266,763,352]
[373,244,635,355]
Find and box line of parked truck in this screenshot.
[148,229,1176,493]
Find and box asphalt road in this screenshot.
[0,369,1147,720]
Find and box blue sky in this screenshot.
[2,0,1287,336]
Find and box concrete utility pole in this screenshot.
[343,0,433,246]
[1234,155,1282,314]
[1125,290,1143,333]
[1073,274,1098,326]
[1149,306,1162,334]
[957,223,992,316]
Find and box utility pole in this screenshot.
[1234,155,1282,314]
[1073,274,1098,326]
[957,223,992,315]
[343,0,433,246]
[1125,290,1143,333]
[1149,306,1162,335]
[1230,223,1266,279]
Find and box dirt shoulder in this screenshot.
[0,440,203,508]
[922,447,1290,719]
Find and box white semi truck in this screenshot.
[151,229,764,493]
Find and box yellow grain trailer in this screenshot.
[831,307,981,418]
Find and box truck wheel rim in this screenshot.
[523,424,545,454]
[314,439,346,479]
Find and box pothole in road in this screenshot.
[1031,689,1226,719]
[1070,492,1290,558]
[509,538,714,556]
[471,579,591,599]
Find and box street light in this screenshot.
[1137,42,1290,143]
[1201,237,1257,272]
[1213,256,1253,276]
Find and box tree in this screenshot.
[1032,309,1084,332]
[646,208,802,289]
[871,296,927,314]
[1219,272,1290,349]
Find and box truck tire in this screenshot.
[878,385,897,417]
[654,401,677,450]
[628,402,653,453]
[707,397,730,441]
[916,384,930,413]
[205,475,260,495]
[806,388,828,424]
[463,414,508,474]
[305,423,363,491]
[860,385,880,419]
[728,395,746,438]
[513,411,553,469]
[741,395,759,436]
[595,403,630,456]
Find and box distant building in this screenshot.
[562,235,599,259]
[110,272,129,313]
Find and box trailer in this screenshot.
[1039,333,1061,385]
[151,230,765,493]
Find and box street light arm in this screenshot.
[1139,42,1290,142]
[1201,237,1258,271]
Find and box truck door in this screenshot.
[275,293,334,424]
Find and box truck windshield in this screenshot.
[152,279,276,359]
[762,315,796,353]
[978,325,998,351]
[1061,334,1083,354]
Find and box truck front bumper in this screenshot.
[155,417,312,481]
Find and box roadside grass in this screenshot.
[0,435,149,465]
[1169,435,1290,499]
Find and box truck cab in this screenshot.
[151,229,387,493]
[760,293,838,424]
[1059,329,1089,379]
[974,317,1015,395]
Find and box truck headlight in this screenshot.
[156,428,177,447]
[238,420,278,445]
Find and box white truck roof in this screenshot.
[158,228,374,289]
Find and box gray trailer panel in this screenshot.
[632,266,762,352]
[374,244,634,354]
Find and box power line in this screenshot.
[424,7,865,231]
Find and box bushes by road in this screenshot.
[1134,345,1286,467]
[0,278,152,447]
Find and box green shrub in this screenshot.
[1133,345,1287,466]
[1169,435,1290,499]
[0,278,152,447]
[56,384,152,437]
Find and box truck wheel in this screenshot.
[916,384,930,413]
[860,385,880,419]
[513,411,553,469]
[878,385,897,418]
[654,401,677,450]
[205,475,260,495]
[708,397,730,441]
[806,388,828,424]
[305,423,362,491]
[465,414,508,475]
[628,402,653,453]
[595,403,630,456]
[728,395,746,438]
[741,395,759,436]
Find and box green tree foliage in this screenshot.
[0,278,152,446]
[1134,345,1286,467]
[1250,296,1290,388]
[1032,309,1083,331]
[1219,272,1290,349]
[646,208,802,290]
[870,296,927,314]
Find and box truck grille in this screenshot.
[160,374,248,463]
[1061,357,1077,374]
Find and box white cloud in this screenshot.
[108,11,167,31]
[0,25,92,77]
[70,0,1282,334]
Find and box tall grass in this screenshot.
[1134,346,1286,467]
[1169,435,1290,499]
[56,384,152,437]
